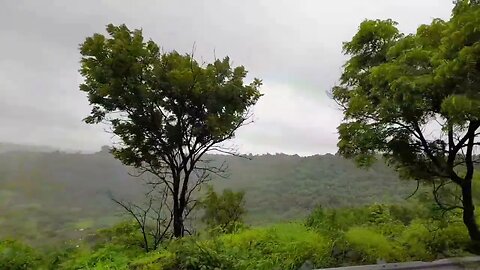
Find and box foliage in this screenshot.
[218,223,332,269]
[165,238,236,270]
[332,1,480,240]
[57,244,137,270]
[93,220,147,249]
[304,203,474,266]
[0,150,419,246]
[1,202,478,269]
[345,227,403,263]
[129,250,176,270]
[79,24,262,237]
[152,223,331,270]
[0,240,43,270]
[305,205,370,233]
[399,220,433,260]
[200,186,247,234]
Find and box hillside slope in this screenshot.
[0,147,416,246]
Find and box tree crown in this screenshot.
[332,4,480,181]
[80,24,262,169]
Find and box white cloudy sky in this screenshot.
[0,0,454,155]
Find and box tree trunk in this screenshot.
[173,201,184,238]
[462,182,480,242]
[142,230,150,252]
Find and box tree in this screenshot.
[200,186,246,233]
[332,1,480,241]
[79,24,262,238]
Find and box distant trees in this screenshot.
[332,1,480,240]
[200,186,246,233]
[79,24,262,238]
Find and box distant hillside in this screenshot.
[0,142,57,154]
[0,146,417,246]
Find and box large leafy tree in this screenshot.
[79,24,262,238]
[332,1,480,240]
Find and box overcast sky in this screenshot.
[0,0,454,155]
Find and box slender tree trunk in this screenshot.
[173,199,184,238]
[462,180,480,241]
[141,228,150,252]
[172,173,184,238]
[174,172,190,238]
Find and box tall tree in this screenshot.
[332,1,480,241]
[79,24,262,238]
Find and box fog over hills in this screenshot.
[0,143,416,246]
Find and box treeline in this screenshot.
[0,148,415,247]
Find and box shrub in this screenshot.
[345,227,405,263]
[306,206,369,233]
[94,220,146,249]
[428,221,470,256]
[399,220,433,260]
[220,223,332,269]
[388,203,428,225]
[0,240,43,270]
[58,244,138,270]
[200,186,247,234]
[305,206,327,229]
[367,204,393,224]
[129,250,176,270]
[166,238,236,270]
[399,218,469,259]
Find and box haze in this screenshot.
[0,0,453,155]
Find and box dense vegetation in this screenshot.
[80,23,262,238]
[0,145,415,247]
[1,198,478,269]
[333,0,480,240]
[2,146,480,269]
[2,1,480,269]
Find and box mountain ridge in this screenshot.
[0,144,416,246]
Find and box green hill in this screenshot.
[0,145,416,246]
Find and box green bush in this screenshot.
[133,223,332,270]
[306,206,369,233]
[367,204,393,224]
[399,220,433,260]
[388,203,428,225]
[201,186,247,235]
[166,238,236,270]
[399,218,469,259]
[12,202,476,269]
[93,220,146,249]
[58,244,138,270]
[0,240,43,270]
[428,221,470,256]
[129,250,176,270]
[345,227,405,263]
[220,223,332,269]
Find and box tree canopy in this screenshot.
[332,1,480,240]
[79,24,262,237]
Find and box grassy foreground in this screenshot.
[0,201,476,270]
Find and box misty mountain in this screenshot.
[0,145,416,246]
[0,142,58,154]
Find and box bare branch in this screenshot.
[405,179,420,200]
